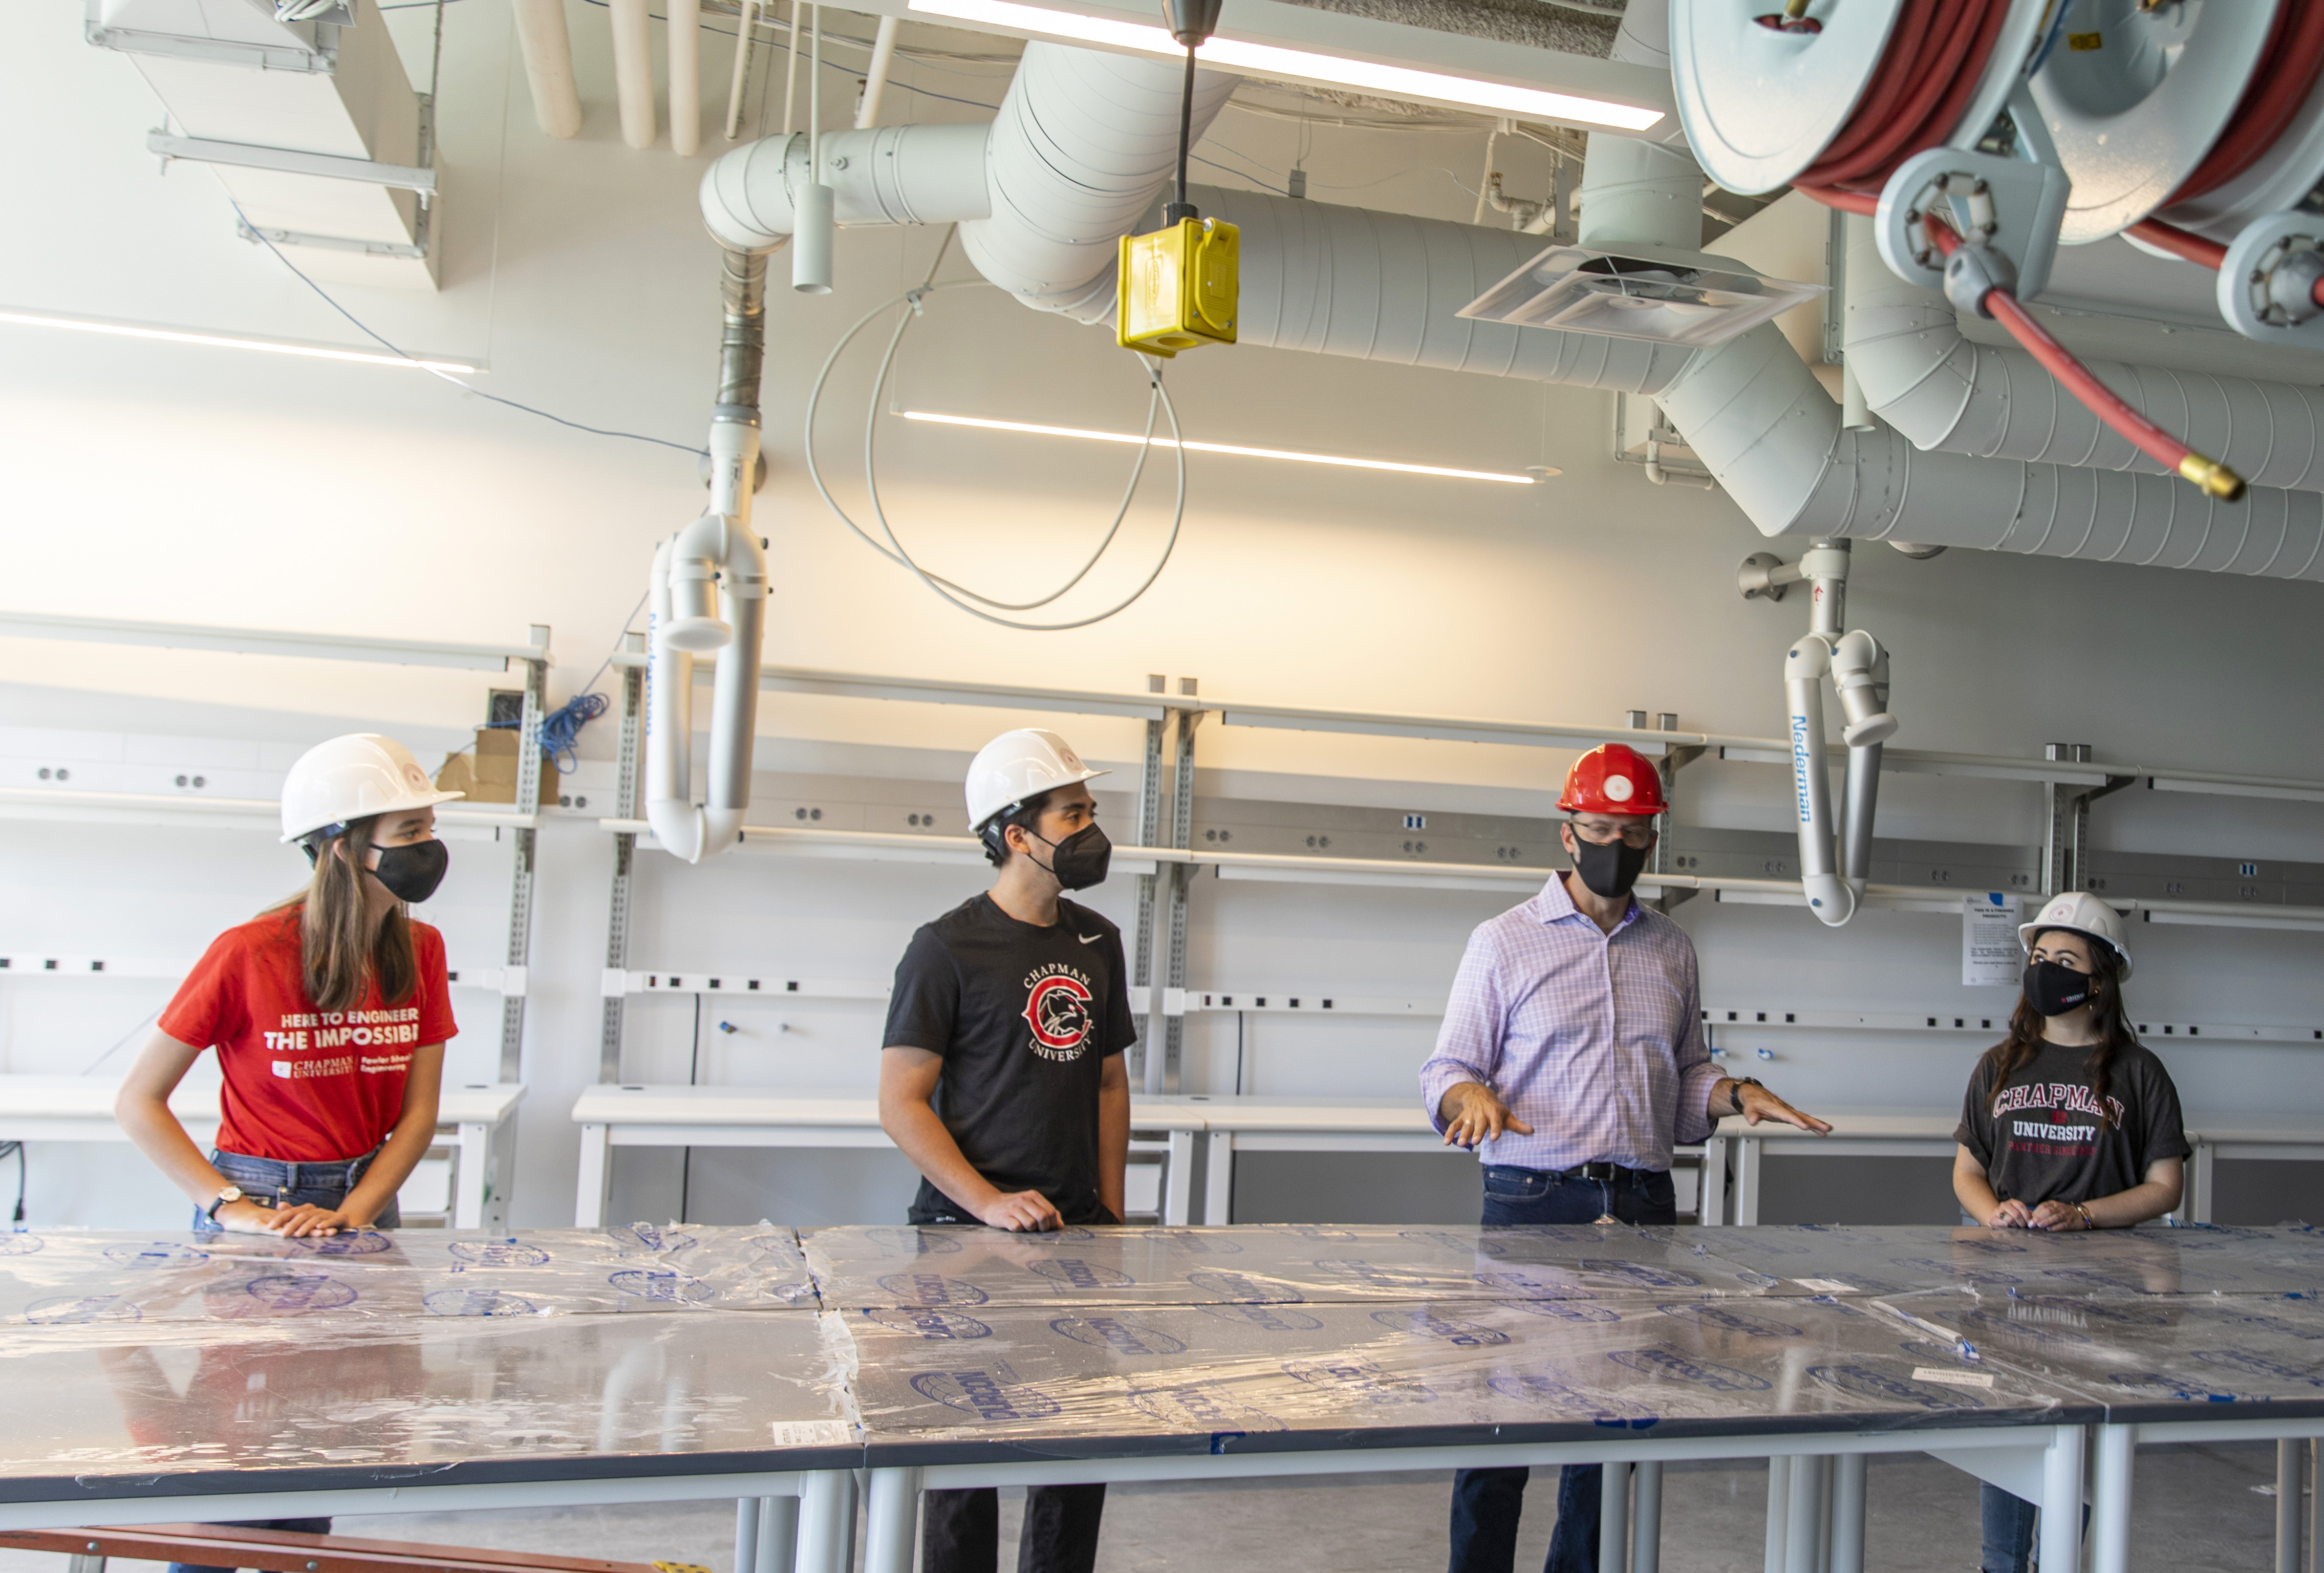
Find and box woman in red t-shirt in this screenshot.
[119,733,463,1239]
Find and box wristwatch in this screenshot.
[205,1184,244,1221]
[1726,1076,1765,1116]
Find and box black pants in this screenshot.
[923,1482,1107,1573]
[1448,1165,1679,1573]
[167,1518,330,1573]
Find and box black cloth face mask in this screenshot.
[1026,823,1112,891]
[1568,828,1651,899]
[2022,959,2094,1017]
[369,838,450,903]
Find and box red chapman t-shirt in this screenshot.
[158,908,457,1162]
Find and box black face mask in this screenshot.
[2022,959,2094,1018]
[369,838,449,904]
[1568,828,1651,899]
[1027,823,1112,891]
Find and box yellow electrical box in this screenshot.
[1117,217,1239,358]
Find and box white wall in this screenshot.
[3,0,2320,1234]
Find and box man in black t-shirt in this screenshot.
[878,727,1134,1573]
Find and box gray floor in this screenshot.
[0,1443,2295,1573]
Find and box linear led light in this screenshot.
[904,0,1664,131]
[0,310,477,374]
[902,410,1544,483]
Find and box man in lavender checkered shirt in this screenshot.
[1421,744,1828,1573]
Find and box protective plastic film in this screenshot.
[1672,1225,2324,1300]
[0,1308,858,1492]
[803,1224,1774,1311]
[1885,1287,2324,1421]
[0,1225,815,1323]
[845,1294,2080,1452]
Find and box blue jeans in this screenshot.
[1980,1482,2089,1572]
[1449,1164,1679,1573]
[179,1151,390,1573]
[189,1148,399,1235]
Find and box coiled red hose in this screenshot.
[1924,213,2244,501]
[1784,0,2247,500]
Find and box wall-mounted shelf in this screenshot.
[0,785,537,836]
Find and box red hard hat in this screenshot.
[1559,743,1668,815]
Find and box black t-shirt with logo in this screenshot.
[1953,1037,2191,1206]
[883,893,1137,1225]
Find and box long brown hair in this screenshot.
[1973,928,2139,1128]
[267,813,418,1013]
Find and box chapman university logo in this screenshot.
[1022,963,1095,1061]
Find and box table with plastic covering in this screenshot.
[4,1222,2321,1573]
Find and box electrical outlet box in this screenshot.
[1118,218,1239,358]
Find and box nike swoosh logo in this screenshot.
[1078,933,1104,944]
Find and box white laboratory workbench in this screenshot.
[1698,1105,2324,1225]
[0,1075,525,1230]
[568,1085,1212,1227]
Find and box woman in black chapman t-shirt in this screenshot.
[878,727,1135,1573]
[1951,891,2188,1573]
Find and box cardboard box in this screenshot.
[434,727,536,806]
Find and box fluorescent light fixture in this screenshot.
[905,0,1663,131]
[0,309,478,374]
[902,410,1542,483]
[1459,243,1825,349]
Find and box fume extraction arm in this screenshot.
[1741,543,1894,928]
[644,246,771,865]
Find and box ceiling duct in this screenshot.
[88,0,438,288]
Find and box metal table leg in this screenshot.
[2281,1440,2304,1573]
[735,1497,761,1573]
[758,1495,799,1573]
[2039,1426,2086,1573]
[1165,1130,1195,1226]
[2091,1424,2133,1573]
[454,1121,490,1230]
[1699,1133,1728,1226]
[1630,1459,1663,1573]
[1829,1453,1866,1573]
[1783,1453,1824,1573]
[1764,1456,1791,1573]
[796,1470,857,1573]
[1203,1130,1234,1225]
[1736,1137,1763,1226]
[863,1467,922,1573]
[1599,1461,1630,1573]
[575,1122,612,1228]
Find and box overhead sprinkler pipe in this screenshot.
[1773,541,1895,928]
[647,249,772,865]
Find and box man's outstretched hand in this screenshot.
[1725,1080,1833,1135]
[1438,1082,1535,1149]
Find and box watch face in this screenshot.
[218,1186,243,1203]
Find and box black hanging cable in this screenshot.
[1167,44,1198,226]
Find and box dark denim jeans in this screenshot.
[1980,1481,2088,1572]
[178,1151,390,1573]
[189,1148,399,1236]
[1449,1163,1678,1573]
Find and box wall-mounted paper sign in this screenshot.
[1963,893,2024,986]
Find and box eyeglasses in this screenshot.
[1568,821,1657,849]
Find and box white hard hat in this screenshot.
[964,728,1108,833]
[2018,891,2133,979]
[280,733,464,844]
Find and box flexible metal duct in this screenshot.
[1841,216,2324,494]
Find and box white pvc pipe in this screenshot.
[1842,214,2324,492]
[610,0,657,149]
[670,0,702,156]
[855,15,899,128]
[509,0,583,139]
[700,124,991,251]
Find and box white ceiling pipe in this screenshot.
[1842,216,2324,493]
[671,0,703,156]
[957,42,1240,319]
[509,0,584,139]
[1575,0,1696,250]
[611,0,658,149]
[856,15,900,128]
[1655,320,2324,579]
[699,122,993,251]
